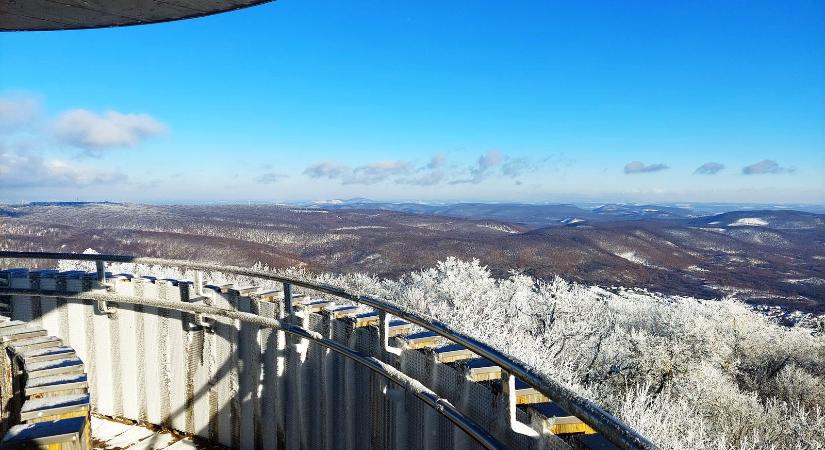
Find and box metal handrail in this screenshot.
[0,251,659,450]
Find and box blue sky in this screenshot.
[1,0,823,203]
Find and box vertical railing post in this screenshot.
[95,260,106,284]
[503,371,539,437]
[94,259,116,315]
[193,270,203,297]
[282,282,293,318]
[379,311,401,356]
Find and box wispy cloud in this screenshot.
[694,162,724,175]
[303,159,414,185]
[346,160,413,185]
[303,161,352,179]
[52,109,167,155]
[397,154,448,186]
[474,150,504,176]
[502,157,531,178]
[450,150,504,184]
[306,151,545,187]
[396,170,446,186]
[624,161,669,174]
[256,172,289,184]
[426,153,446,170]
[0,93,41,131]
[742,160,795,175]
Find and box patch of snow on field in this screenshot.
[333,226,388,231]
[476,223,519,234]
[697,227,727,234]
[289,209,329,213]
[617,251,648,265]
[663,229,690,238]
[784,277,825,286]
[726,228,790,247]
[729,217,769,227]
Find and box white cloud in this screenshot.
[0,95,137,190]
[426,153,447,170]
[256,172,289,184]
[304,159,415,185]
[475,150,504,173]
[742,160,794,175]
[303,161,353,179]
[450,150,504,184]
[394,155,448,186]
[306,152,540,187]
[346,160,413,185]
[624,161,669,174]
[0,149,125,188]
[52,109,167,153]
[397,172,446,186]
[0,93,41,131]
[694,162,724,175]
[502,157,531,178]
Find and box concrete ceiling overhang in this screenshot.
[0,0,275,31]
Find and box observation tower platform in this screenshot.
[0,0,275,31]
[0,251,658,450]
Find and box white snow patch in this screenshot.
[784,277,825,286]
[289,209,329,213]
[729,217,769,227]
[476,223,519,234]
[616,251,648,266]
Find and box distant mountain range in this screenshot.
[306,199,825,228]
[2,202,823,314]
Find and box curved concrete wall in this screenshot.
[4,269,569,450]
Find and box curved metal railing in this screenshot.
[0,251,659,450]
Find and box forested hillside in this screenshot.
[3,203,824,315]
